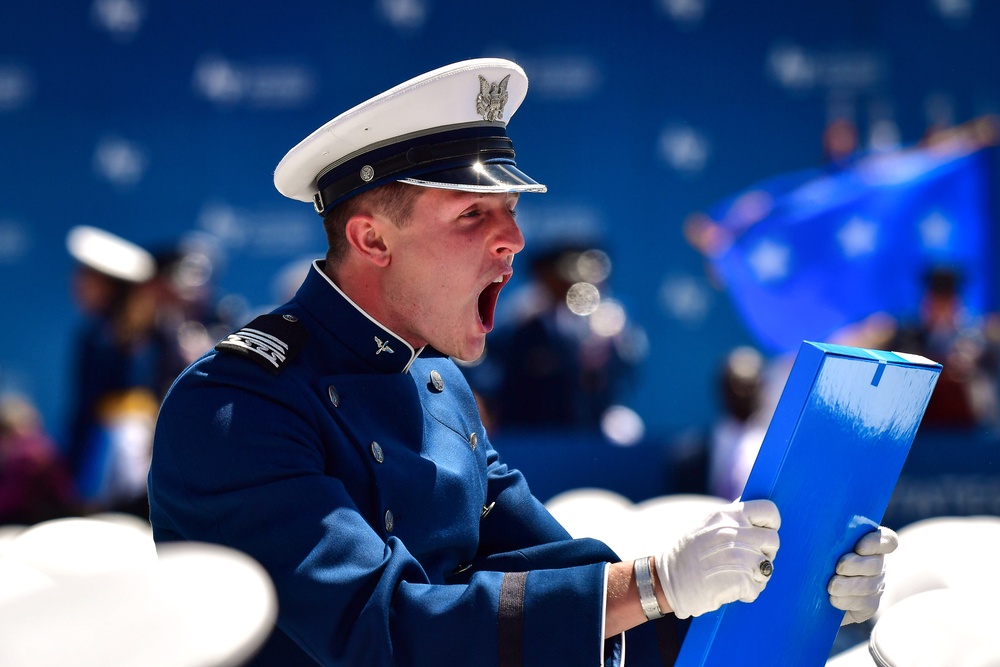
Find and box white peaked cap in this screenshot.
[66,225,156,283]
[274,58,546,215]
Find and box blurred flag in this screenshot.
[688,120,997,354]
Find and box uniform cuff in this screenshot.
[601,563,625,667]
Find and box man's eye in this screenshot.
[508,208,518,218]
[462,210,481,218]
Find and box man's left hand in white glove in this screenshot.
[828,525,898,625]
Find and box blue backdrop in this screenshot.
[2,0,999,445]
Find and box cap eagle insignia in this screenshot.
[476,74,510,122]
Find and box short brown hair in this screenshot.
[322,181,422,265]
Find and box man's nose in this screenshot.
[495,211,525,257]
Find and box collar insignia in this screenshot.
[374,335,395,355]
[476,74,510,122]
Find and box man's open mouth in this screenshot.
[478,275,506,330]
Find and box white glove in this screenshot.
[828,525,898,625]
[655,499,781,619]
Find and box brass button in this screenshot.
[384,509,394,533]
[428,370,444,393]
[327,385,339,407]
[370,441,384,463]
[469,432,478,451]
[282,314,298,322]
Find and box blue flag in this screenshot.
[698,136,996,354]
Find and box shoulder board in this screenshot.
[215,313,308,375]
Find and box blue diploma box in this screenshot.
[676,341,941,667]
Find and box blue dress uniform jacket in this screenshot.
[148,261,625,667]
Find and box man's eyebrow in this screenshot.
[450,191,520,206]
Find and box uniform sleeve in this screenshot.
[468,438,678,667]
[149,369,621,667]
[466,438,625,666]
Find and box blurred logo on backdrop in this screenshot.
[90,0,147,43]
[0,64,34,111]
[92,135,149,188]
[686,117,998,354]
[191,55,316,109]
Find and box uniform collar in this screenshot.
[295,260,423,374]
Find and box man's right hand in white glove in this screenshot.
[655,499,781,619]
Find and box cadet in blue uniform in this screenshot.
[66,225,166,516]
[148,59,894,666]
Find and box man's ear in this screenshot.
[344,213,391,267]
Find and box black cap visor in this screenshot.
[400,162,547,194]
[312,124,546,215]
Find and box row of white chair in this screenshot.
[0,514,276,667]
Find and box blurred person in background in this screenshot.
[821,117,861,171]
[471,241,646,435]
[0,393,79,525]
[64,225,168,518]
[149,238,239,389]
[707,346,769,501]
[885,265,1000,429]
